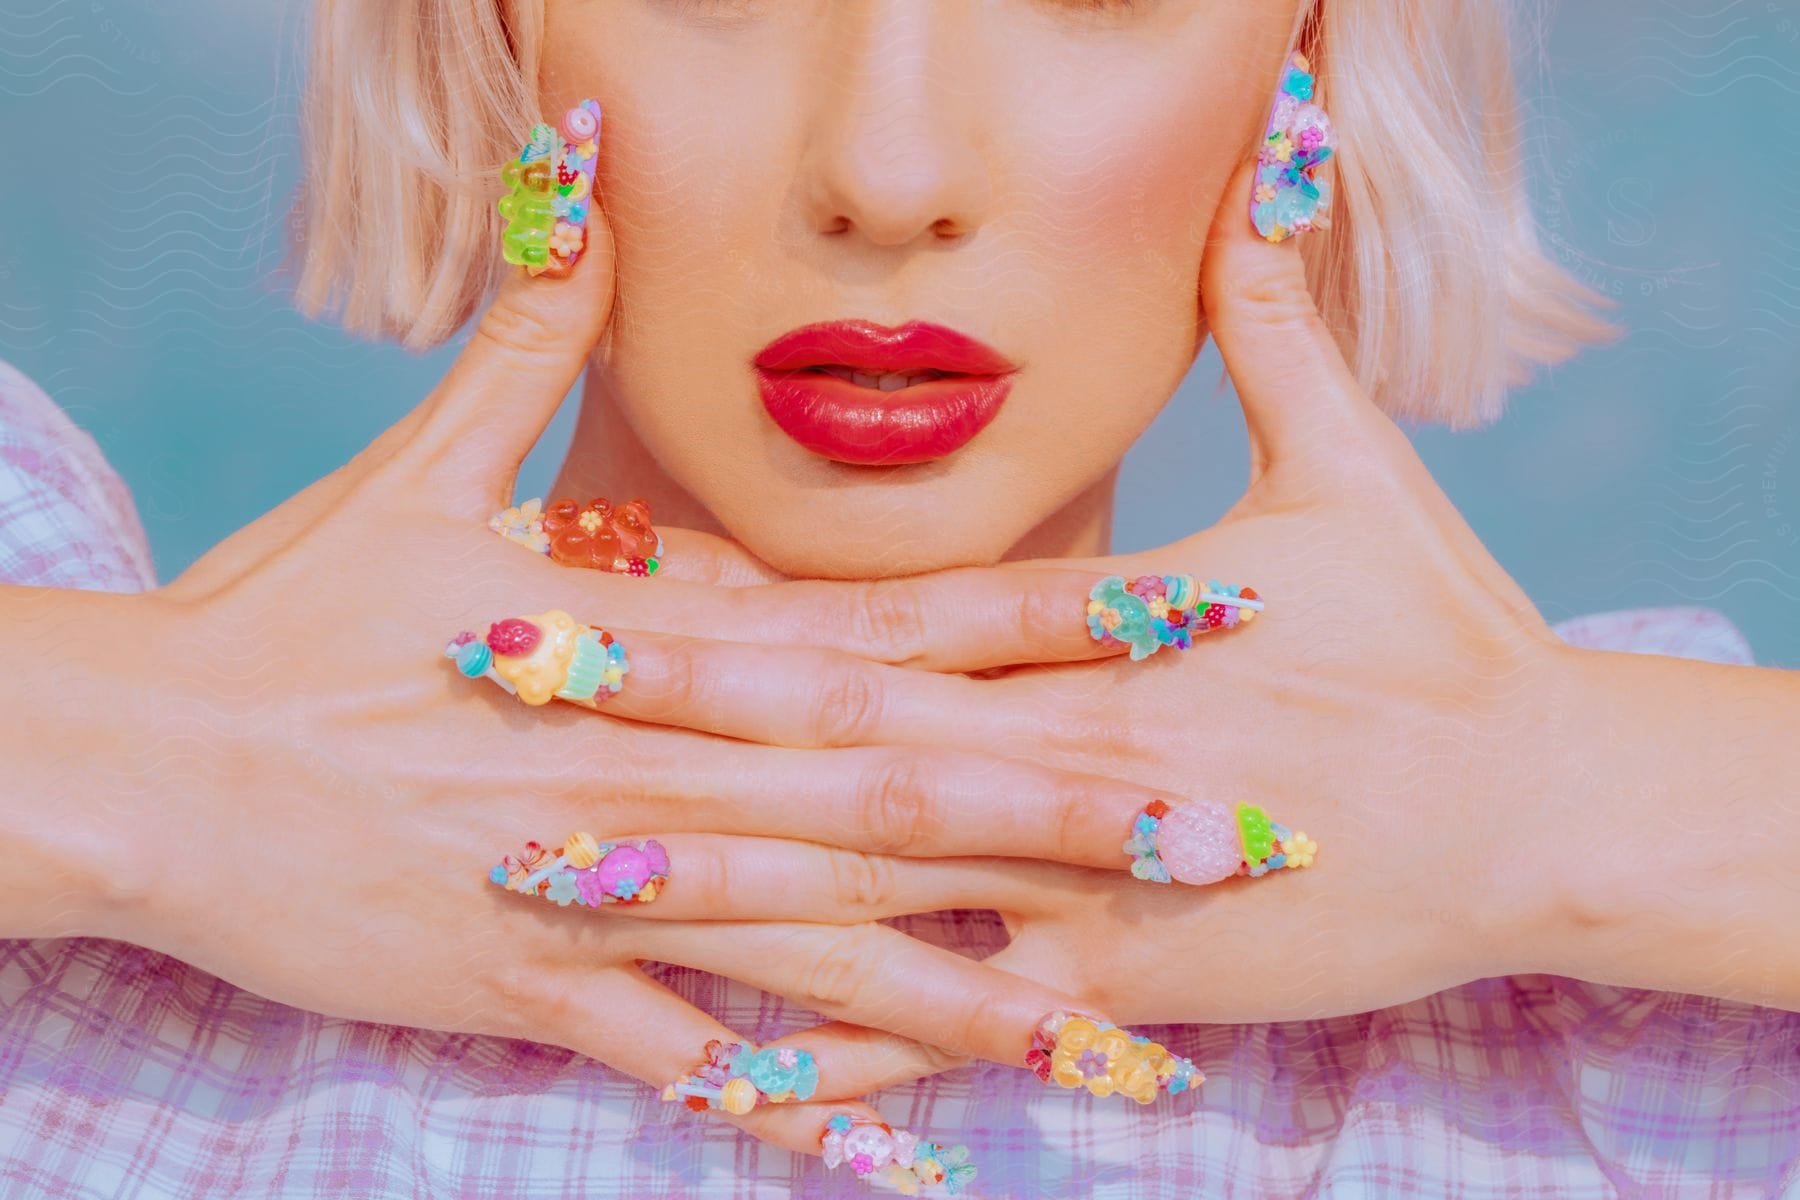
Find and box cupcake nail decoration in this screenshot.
[445,609,628,707]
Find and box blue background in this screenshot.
[1,0,1795,664]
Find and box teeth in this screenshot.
[815,365,947,390]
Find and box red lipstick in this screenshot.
[753,319,1018,465]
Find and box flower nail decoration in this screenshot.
[489,830,669,907]
[662,1040,820,1114]
[820,1113,977,1195]
[489,494,663,576]
[1251,51,1337,242]
[1124,799,1316,885]
[1085,573,1262,660]
[1027,1012,1203,1104]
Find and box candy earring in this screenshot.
[1124,799,1317,885]
[498,99,602,276]
[489,495,664,576]
[1250,52,1336,242]
[1085,573,1263,660]
[445,610,628,707]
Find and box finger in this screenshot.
[512,739,1162,874]
[1202,152,1405,477]
[536,964,957,1162]
[405,126,618,511]
[638,920,1159,1081]
[705,566,1136,671]
[533,623,1036,753]
[510,834,1069,922]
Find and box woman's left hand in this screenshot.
[581,155,1591,1035]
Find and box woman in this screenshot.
[2,0,1795,1195]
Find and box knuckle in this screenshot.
[1054,700,1141,767]
[471,297,559,364]
[656,637,707,719]
[1042,772,1093,864]
[828,850,900,916]
[848,581,929,664]
[1013,580,1071,655]
[796,932,877,1012]
[809,663,885,747]
[853,753,935,855]
[912,1041,974,1075]
[1224,266,1325,330]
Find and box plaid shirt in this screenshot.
[1,360,1794,1199]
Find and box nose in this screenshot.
[801,3,994,248]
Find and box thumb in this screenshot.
[1200,104,1379,482]
[407,104,617,512]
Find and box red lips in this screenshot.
[753,319,1017,465]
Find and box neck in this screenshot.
[549,374,1116,572]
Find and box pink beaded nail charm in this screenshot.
[1124,798,1316,885]
[1250,52,1335,243]
[488,830,669,906]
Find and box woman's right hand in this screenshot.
[63,196,1110,1158]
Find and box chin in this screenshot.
[721,494,1024,580]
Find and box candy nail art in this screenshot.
[489,495,663,575]
[820,1113,977,1195]
[1085,574,1263,660]
[488,831,669,906]
[1026,1012,1203,1104]
[1250,51,1336,243]
[498,98,602,276]
[662,1040,819,1114]
[445,610,628,707]
[1124,799,1317,885]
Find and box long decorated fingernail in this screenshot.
[1085,574,1262,660]
[662,1040,819,1114]
[1025,1012,1203,1104]
[444,610,628,707]
[1125,799,1316,885]
[1250,51,1335,243]
[489,495,663,575]
[498,98,602,276]
[489,831,668,906]
[820,1113,977,1195]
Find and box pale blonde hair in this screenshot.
[290,0,1614,428]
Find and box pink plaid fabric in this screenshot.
[2,362,1795,1198]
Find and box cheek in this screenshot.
[995,75,1258,429]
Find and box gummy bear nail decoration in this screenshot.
[663,1040,819,1114]
[498,99,602,276]
[1026,1012,1204,1104]
[820,1113,977,1195]
[445,610,628,707]
[490,496,663,575]
[1251,51,1335,243]
[1085,574,1262,660]
[1124,799,1316,885]
[489,831,669,906]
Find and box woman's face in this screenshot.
[540,0,1296,577]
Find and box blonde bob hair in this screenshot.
[291,0,1614,428]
